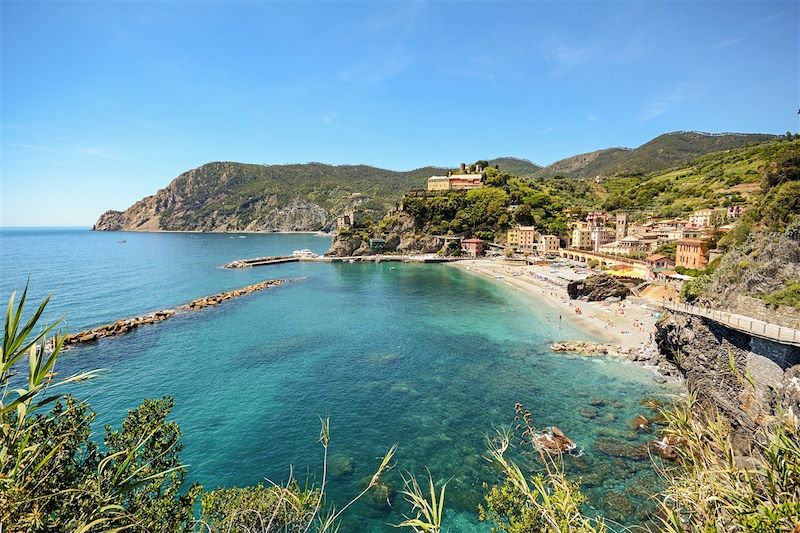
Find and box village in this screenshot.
[330,164,743,301]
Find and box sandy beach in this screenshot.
[449,258,661,351]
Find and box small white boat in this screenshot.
[292,248,317,258]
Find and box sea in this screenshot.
[0,228,677,531]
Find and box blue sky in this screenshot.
[2,1,798,226]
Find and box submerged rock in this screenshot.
[593,438,649,461]
[330,455,354,477]
[602,491,635,522]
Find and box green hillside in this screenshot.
[487,157,541,176]
[394,137,798,243]
[533,131,776,180]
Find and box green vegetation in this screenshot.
[1,287,199,531]
[394,138,796,245]
[688,141,800,307]
[401,167,571,241]
[156,161,443,230]
[487,157,541,177]
[657,396,800,533]
[533,132,776,180]
[763,279,800,308]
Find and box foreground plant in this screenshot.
[200,417,397,533]
[478,403,605,533]
[0,287,199,532]
[396,470,447,533]
[656,395,800,533]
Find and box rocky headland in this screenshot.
[566,273,632,301]
[326,212,442,257]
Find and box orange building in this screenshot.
[676,239,710,269]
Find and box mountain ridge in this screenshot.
[92,131,778,233]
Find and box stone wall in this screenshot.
[728,294,800,329]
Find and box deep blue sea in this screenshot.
[0,228,675,531]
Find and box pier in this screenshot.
[63,279,287,346]
[222,254,462,268]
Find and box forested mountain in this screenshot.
[93,162,444,232]
[93,132,777,233]
[532,132,776,179]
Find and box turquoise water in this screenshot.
[1,228,675,531]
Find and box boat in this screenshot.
[118,239,126,243]
[292,249,317,258]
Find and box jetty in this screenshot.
[63,279,286,346]
[223,254,460,268]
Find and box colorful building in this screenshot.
[676,239,710,269]
[646,254,675,269]
[688,208,726,228]
[462,238,485,258]
[571,223,592,249]
[427,173,484,191]
[590,226,614,252]
[517,226,540,251]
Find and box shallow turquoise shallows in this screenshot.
[1,228,676,531]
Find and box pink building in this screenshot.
[462,238,485,258]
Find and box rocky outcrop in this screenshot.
[697,224,800,328]
[567,274,631,301]
[64,279,286,345]
[551,340,680,379]
[655,311,800,450]
[325,212,442,257]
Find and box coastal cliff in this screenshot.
[93,161,437,232]
[655,311,800,450]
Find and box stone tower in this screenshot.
[616,212,628,240]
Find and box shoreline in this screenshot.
[447,259,660,352]
[90,229,332,236]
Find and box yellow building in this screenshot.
[571,226,591,249]
[539,234,560,253]
[427,176,451,191]
[688,208,726,228]
[507,227,520,247]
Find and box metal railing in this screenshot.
[662,301,800,346]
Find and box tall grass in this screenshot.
[656,395,800,532]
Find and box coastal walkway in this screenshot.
[223,254,461,268]
[662,301,800,347]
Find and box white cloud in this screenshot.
[640,81,701,121]
[321,107,338,125]
[713,37,742,49]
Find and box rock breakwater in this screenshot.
[63,279,286,345]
